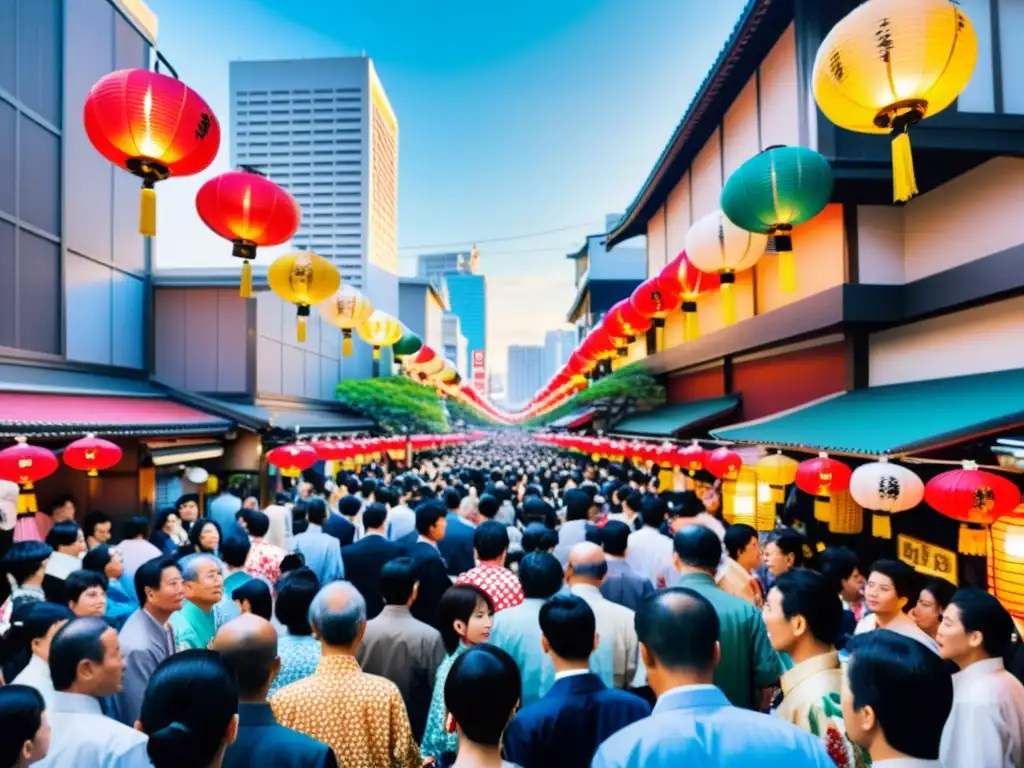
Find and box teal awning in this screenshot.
[613,396,740,438]
[711,368,1024,456]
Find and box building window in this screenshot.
[958,0,1024,115]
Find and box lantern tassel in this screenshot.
[683,303,700,342]
[240,260,253,299]
[297,316,307,343]
[88,475,101,499]
[17,484,38,516]
[775,233,796,293]
[814,496,832,523]
[958,524,987,557]
[720,275,736,326]
[872,512,892,539]
[373,347,381,361]
[891,129,919,203]
[342,332,353,357]
[654,324,664,353]
[139,184,157,237]
[770,484,785,504]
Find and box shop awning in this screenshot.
[549,408,597,431]
[196,397,376,437]
[612,395,741,437]
[711,368,1024,456]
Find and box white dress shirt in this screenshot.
[570,583,643,689]
[11,654,57,710]
[854,613,940,655]
[44,551,82,580]
[37,691,149,768]
[554,668,591,682]
[626,526,675,588]
[941,657,1024,768]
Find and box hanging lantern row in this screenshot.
[265,433,487,476]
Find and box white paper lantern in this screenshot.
[684,210,767,325]
[849,458,924,539]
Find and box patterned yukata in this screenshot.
[421,644,468,762]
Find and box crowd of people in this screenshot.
[0,431,1022,767]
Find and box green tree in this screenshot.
[523,363,664,428]
[335,377,450,434]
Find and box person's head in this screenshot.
[218,533,251,570]
[81,545,123,582]
[0,685,50,766]
[444,645,520,752]
[443,487,461,512]
[415,499,448,540]
[135,557,185,614]
[517,552,564,599]
[762,531,804,577]
[82,512,112,546]
[308,581,366,651]
[189,519,221,555]
[379,557,417,608]
[763,570,841,655]
[10,601,73,666]
[599,520,631,558]
[565,542,607,586]
[362,502,388,533]
[64,570,108,618]
[910,577,957,640]
[361,479,377,501]
[478,493,499,520]
[243,509,270,538]
[274,567,320,636]
[640,497,669,530]
[45,522,84,557]
[636,588,720,695]
[49,617,125,697]
[154,508,180,537]
[180,555,224,610]
[562,489,593,522]
[212,614,280,702]
[338,495,361,521]
[937,587,1016,667]
[138,650,239,768]
[671,524,722,575]
[175,494,200,523]
[539,594,597,662]
[864,559,918,619]
[123,515,150,541]
[473,520,509,565]
[48,495,75,524]
[724,524,760,572]
[819,546,865,604]
[842,630,953,760]
[625,491,644,515]
[520,523,557,554]
[438,584,494,654]
[232,578,272,621]
[306,497,331,527]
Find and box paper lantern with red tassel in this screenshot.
[670,251,720,341]
[795,452,853,523]
[83,69,220,237]
[630,272,682,352]
[63,435,122,497]
[265,443,318,478]
[195,167,301,298]
[0,437,59,515]
[925,463,1021,556]
[603,300,651,355]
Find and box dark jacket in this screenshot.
[437,513,475,576]
[340,534,403,619]
[223,702,337,768]
[322,513,356,547]
[407,541,452,631]
[503,672,651,768]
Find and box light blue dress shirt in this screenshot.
[37,691,149,768]
[592,685,835,768]
[269,632,322,696]
[209,493,244,537]
[291,524,345,586]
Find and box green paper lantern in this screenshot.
[721,145,833,293]
[392,333,423,359]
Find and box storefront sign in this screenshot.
[897,534,958,585]
[472,350,486,393]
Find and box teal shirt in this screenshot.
[421,644,468,761]
[676,572,783,710]
[169,599,217,651]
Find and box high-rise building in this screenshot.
[417,252,464,282]
[442,314,469,378]
[542,329,577,383]
[229,57,399,316]
[446,272,487,386]
[506,345,544,409]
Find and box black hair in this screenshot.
[49,616,111,691]
[64,569,108,604]
[279,552,305,574]
[625,492,644,513]
[819,546,861,594]
[175,493,200,511]
[140,650,239,768]
[636,587,719,671]
[521,524,558,555]
[444,645,520,746]
[539,594,595,661]
[244,509,270,538]
[123,515,151,540]
[517,552,563,599]
[767,531,806,568]
[82,511,111,539]
[189,519,222,554]
[232,578,272,621]
[0,541,52,587]
[439,585,494,654]
[415,500,447,536]
[274,567,320,636]
[153,508,179,535]
[478,494,499,519]
[868,559,919,607]
[919,577,956,613]
[846,630,953,759]
[344,476,361,495]
[0,685,45,767]
[376,486,397,508]
[305,497,329,526]
[670,490,705,519]
[361,479,377,499]
[48,495,74,514]
[601,520,631,557]
[219,533,251,569]
[274,491,291,505]
[1,602,73,682]
[640,497,668,529]
[562,489,592,522]
[723,524,758,561]
[773,569,842,647]
[672,525,722,572]
[362,502,388,531]
[380,557,417,606]
[81,545,115,576]
[45,521,81,549]
[473,521,509,561]
[134,557,182,607]
[443,488,461,511]
[339,495,362,519]
[948,587,1016,658]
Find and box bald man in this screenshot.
[566,542,642,690]
[213,615,338,768]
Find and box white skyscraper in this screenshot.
[507,345,544,409]
[543,329,577,383]
[229,57,399,315]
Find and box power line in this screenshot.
[398,243,580,259]
[398,221,600,251]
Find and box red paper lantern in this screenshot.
[676,441,708,477]
[0,437,59,514]
[83,69,220,237]
[604,300,652,352]
[195,168,301,298]
[670,251,720,341]
[925,464,1022,556]
[63,435,122,477]
[795,452,853,522]
[265,443,318,478]
[706,447,742,481]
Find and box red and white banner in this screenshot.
[472,350,486,393]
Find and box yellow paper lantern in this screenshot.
[357,310,403,360]
[756,450,799,504]
[812,0,978,202]
[267,251,341,342]
[319,284,374,357]
[726,467,776,532]
[989,512,1024,620]
[828,489,865,535]
[684,210,767,326]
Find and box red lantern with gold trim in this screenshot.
[671,251,720,342]
[0,437,59,515]
[925,463,1022,556]
[795,452,853,523]
[675,441,708,477]
[630,273,682,351]
[265,443,318,479]
[63,434,122,498]
[603,300,651,355]
[706,447,742,481]
[83,69,220,237]
[195,168,301,298]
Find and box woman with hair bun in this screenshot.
[0,684,50,766]
[137,649,239,768]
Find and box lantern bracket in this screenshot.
[153,50,179,80]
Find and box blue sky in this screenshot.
[149,0,749,373]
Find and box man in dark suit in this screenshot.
[322,494,358,547]
[503,593,650,768]
[407,500,452,630]
[340,502,402,618]
[437,488,475,577]
[214,614,337,768]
